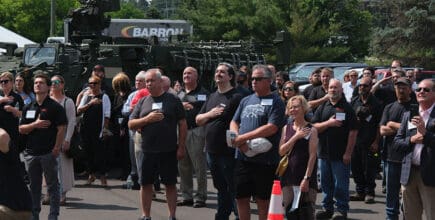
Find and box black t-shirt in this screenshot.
[302,85,316,100]
[351,94,382,147]
[199,88,242,155]
[374,83,396,107]
[0,147,32,211]
[0,91,24,146]
[308,85,327,112]
[380,100,415,162]
[178,86,209,129]
[131,92,185,153]
[20,96,68,156]
[312,97,358,160]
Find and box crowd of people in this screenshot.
[0,60,434,220]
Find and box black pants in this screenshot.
[351,144,378,195]
[81,131,107,176]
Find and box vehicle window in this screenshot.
[24,47,56,66]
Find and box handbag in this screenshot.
[276,151,290,177]
[275,121,296,177]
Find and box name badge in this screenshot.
[26,110,36,119]
[197,94,207,101]
[261,99,273,106]
[152,102,163,111]
[365,115,372,122]
[335,112,346,121]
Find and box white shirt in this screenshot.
[342,81,356,103]
[412,103,435,165]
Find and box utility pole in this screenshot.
[50,0,56,36]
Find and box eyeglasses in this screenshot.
[416,87,431,93]
[88,82,99,85]
[282,87,294,92]
[51,80,61,85]
[350,75,358,77]
[251,77,268,82]
[0,79,10,84]
[359,84,370,88]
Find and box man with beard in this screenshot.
[312,79,358,220]
[196,63,243,220]
[349,77,382,204]
[302,68,322,100]
[380,77,415,220]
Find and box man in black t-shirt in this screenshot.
[350,77,382,204]
[308,67,333,112]
[312,79,358,219]
[129,69,187,220]
[19,73,67,220]
[196,63,242,219]
[380,77,415,220]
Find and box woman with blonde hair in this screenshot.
[110,72,132,179]
[279,95,318,219]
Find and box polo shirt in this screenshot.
[351,94,382,147]
[312,97,358,160]
[0,91,24,146]
[20,96,67,156]
[178,86,209,129]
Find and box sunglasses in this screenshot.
[88,82,99,85]
[251,77,268,82]
[51,80,61,85]
[283,87,294,92]
[359,84,370,88]
[416,87,431,93]
[350,75,358,77]
[0,79,10,84]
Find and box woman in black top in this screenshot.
[278,95,318,219]
[77,76,111,187]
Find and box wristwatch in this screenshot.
[303,175,310,180]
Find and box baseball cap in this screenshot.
[244,137,273,157]
[394,77,411,86]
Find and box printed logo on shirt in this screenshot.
[241,104,265,119]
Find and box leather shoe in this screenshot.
[316,210,333,219]
[349,193,365,201]
[193,201,206,208]
[176,200,193,206]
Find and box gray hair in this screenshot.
[329,78,342,87]
[136,70,147,80]
[145,68,162,79]
[252,64,273,78]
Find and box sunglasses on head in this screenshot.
[416,87,431,93]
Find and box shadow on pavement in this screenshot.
[65,202,138,211]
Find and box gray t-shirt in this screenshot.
[131,92,185,153]
[232,93,285,165]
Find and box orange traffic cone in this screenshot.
[267,180,284,220]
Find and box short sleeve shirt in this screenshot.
[178,86,209,129]
[0,91,24,145]
[20,96,67,156]
[232,93,285,165]
[199,88,242,155]
[311,97,358,160]
[131,92,185,153]
[351,94,382,146]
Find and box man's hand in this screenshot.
[62,141,70,152]
[145,111,164,123]
[207,106,224,118]
[232,135,247,148]
[177,145,185,160]
[0,96,13,104]
[327,116,342,128]
[343,152,351,165]
[33,118,51,129]
[411,116,427,136]
[182,102,194,111]
[410,133,424,144]
[52,147,60,157]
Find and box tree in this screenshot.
[107,2,146,19]
[370,0,435,68]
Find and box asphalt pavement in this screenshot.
[39,172,396,220]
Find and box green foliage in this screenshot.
[370,0,435,68]
[107,2,145,19]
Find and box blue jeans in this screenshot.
[207,153,238,220]
[385,161,402,220]
[319,159,350,213]
[25,153,60,220]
